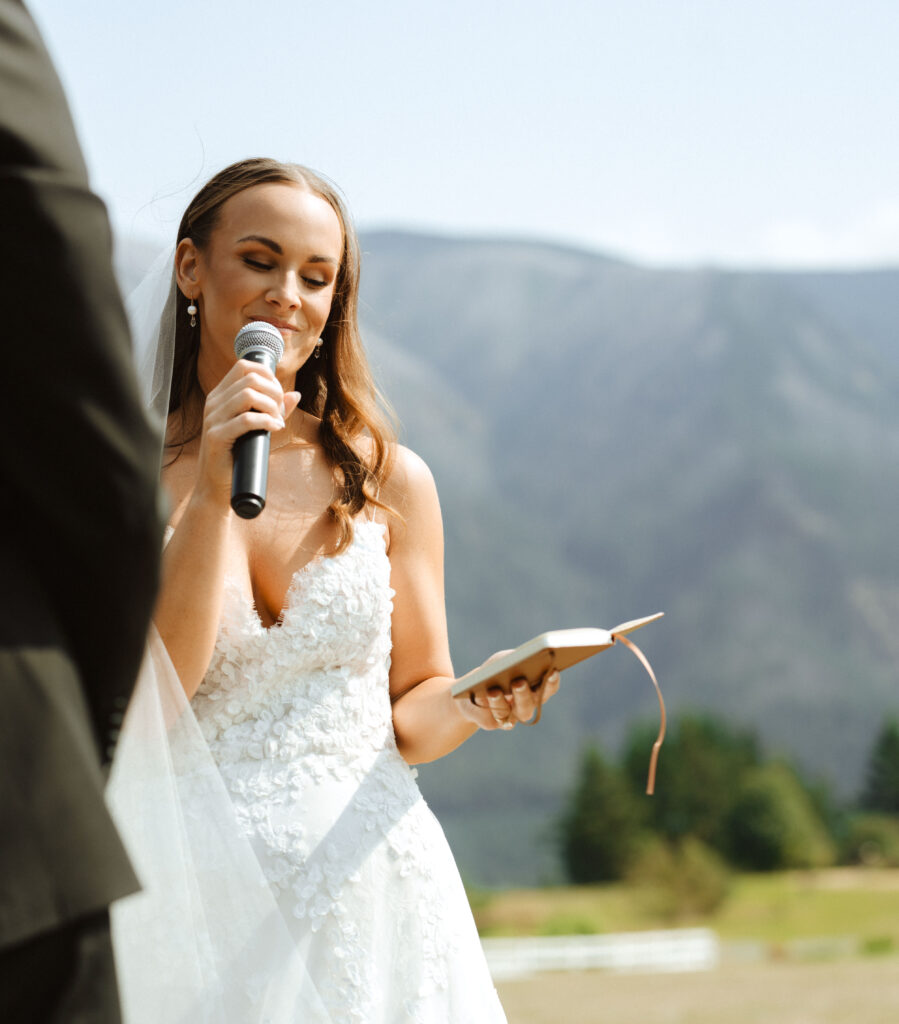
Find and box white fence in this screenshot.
[482,928,720,980]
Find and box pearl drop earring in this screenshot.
[187,300,198,328]
[314,337,324,359]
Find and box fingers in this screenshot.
[283,389,302,418]
[540,667,561,700]
[203,364,289,450]
[463,688,515,731]
[212,386,285,435]
[486,687,516,730]
[510,669,561,723]
[483,648,515,665]
[465,667,562,732]
[211,363,286,424]
[193,361,290,502]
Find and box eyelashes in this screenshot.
[241,256,329,289]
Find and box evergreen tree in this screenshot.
[559,745,644,883]
[621,714,760,855]
[860,719,899,814]
[726,761,836,870]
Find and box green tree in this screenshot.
[558,745,644,883]
[860,719,899,814]
[803,775,848,855]
[844,813,899,867]
[627,836,732,921]
[725,761,836,870]
[622,714,761,855]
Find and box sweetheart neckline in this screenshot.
[225,519,387,634]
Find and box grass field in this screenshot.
[472,868,899,951]
[477,869,899,1022]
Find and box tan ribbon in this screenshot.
[526,631,666,795]
[613,632,666,795]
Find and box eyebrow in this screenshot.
[237,234,338,265]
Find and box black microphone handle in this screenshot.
[230,348,278,519]
[231,429,271,519]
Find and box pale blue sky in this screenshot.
[28,0,899,267]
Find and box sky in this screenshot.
[27,0,899,269]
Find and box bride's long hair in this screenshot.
[167,158,396,551]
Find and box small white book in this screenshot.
[451,612,664,701]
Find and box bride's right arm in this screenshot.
[154,488,233,700]
[153,359,296,699]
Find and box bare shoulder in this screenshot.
[372,444,441,554]
[382,444,440,512]
[351,432,437,507]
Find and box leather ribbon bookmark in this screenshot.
[612,631,666,795]
[527,630,666,795]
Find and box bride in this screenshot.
[109,158,560,1023]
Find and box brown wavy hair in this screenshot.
[167,158,397,551]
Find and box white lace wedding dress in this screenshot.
[110,519,506,1023]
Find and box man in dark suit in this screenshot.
[0,1,163,1019]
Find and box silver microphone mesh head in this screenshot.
[234,321,285,362]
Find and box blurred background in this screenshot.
[29,0,899,1019]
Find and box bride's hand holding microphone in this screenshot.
[193,343,301,509]
[156,327,302,696]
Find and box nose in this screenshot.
[266,270,301,310]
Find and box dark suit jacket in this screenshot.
[0,0,163,950]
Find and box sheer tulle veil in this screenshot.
[106,252,333,1023]
[127,246,177,434]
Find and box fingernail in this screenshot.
[501,722,514,731]
[275,417,285,429]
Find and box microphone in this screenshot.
[230,321,285,519]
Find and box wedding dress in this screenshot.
[202,514,505,1021]
[109,516,506,1023]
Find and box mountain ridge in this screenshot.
[117,230,899,884]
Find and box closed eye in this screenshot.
[242,254,331,289]
[243,256,273,271]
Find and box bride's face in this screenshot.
[178,182,344,390]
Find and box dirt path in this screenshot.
[496,957,899,1023]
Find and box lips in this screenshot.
[250,317,298,332]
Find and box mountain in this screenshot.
[357,232,899,883]
[118,233,899,885]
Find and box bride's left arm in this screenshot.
[387,446,557,764]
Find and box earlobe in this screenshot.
[174,238,201,296]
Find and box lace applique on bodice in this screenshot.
[194,520,397,776]
[191,519,505,1023]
